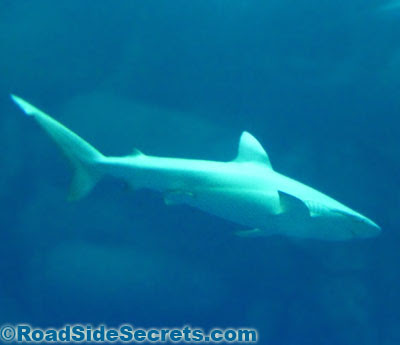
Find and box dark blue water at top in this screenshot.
[0,1,399,344]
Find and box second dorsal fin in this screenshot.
[130,148,144,157]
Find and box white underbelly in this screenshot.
[184,187,281,229]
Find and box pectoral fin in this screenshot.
[278,191,310,217]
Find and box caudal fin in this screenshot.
[11,94,105,200]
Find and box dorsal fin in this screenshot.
[235,131,272,168]
[130,148,144,157]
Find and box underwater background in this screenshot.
[0,0,399,344]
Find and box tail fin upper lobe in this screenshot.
[11,94,104,200]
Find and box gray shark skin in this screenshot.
[11,94,381,241]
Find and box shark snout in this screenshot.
[350,214,381,238]
[364,217,381,231]
[363,217,381,235]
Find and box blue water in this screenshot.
[0,1,399,344]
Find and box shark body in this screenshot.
[11,95,381,241]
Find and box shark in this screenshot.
[10,94,381,241]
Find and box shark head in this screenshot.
[339,211,381,239]
[311,208,382,240]
[311,210,381,241]
[278,192,381,240]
